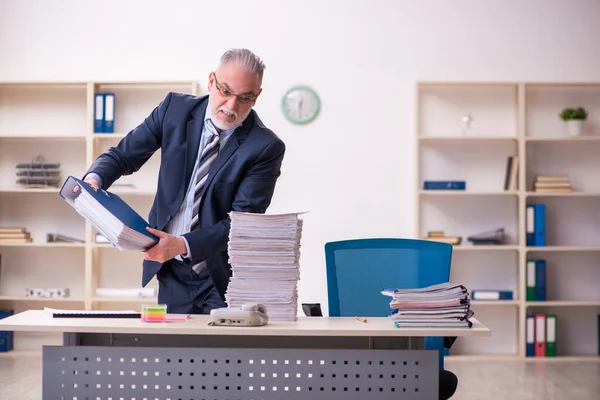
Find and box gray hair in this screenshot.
[217,48,266,87]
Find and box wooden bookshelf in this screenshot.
[0,81,200,349]
[417,81,600,360]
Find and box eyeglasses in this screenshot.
[212,73,258,104]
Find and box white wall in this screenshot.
[1,0,600,314]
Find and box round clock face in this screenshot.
[281,86,320,124]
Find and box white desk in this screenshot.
[0,311,490,400]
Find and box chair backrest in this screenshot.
[325,238,453,367]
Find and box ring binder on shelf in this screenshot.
[59,176,158,251]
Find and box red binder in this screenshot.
[535,313,546,357]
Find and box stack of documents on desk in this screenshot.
[382,282,474,328]
[59,176,158,251]
[225,211,303,321]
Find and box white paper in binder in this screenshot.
[59,176,158,251]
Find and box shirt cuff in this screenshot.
[84,172,103,189]
[181,236,192,259]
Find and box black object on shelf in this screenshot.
[467,228,506,245]
[15,155,61,188]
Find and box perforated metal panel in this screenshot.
[43,346,438,400]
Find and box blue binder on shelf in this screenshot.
[94,93,105,133]
[59,176,158,251]
[526,314,535,357]
[471,290,513,300]
[526,204,546,246]
[535,259,547,301]
[423,180,466,190]
[0,309,14,352]
[104,93,115,133]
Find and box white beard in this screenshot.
[208,95,252,131]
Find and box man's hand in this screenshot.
[73,177,100,193]
[84,177,100,190]
[143,227,187,263]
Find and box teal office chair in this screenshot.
[324,238,453,369]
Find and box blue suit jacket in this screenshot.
[85,92,286,299]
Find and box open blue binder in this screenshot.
[59,176,158,250]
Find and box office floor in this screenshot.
[0,352,599,399]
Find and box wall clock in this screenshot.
[281,85,321,124]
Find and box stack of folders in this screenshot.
[225,211,303,321]
[59,176,158,251]
[382,282,474,328]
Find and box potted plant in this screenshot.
[559,107,588,136]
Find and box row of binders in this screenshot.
[381,282,473,328]
[94,93,115,133]
[526,313,557,357]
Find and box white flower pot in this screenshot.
[566,120,583,137]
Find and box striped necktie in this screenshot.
[190,119,221,232]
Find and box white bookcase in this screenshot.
[416,82,600,361]
[0,81,199,348]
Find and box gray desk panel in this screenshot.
[43,345,438,400]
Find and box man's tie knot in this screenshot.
[206,118,222,137]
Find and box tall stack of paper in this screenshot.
[225,211,303,321]
[382,282,474,328]
[59,176,158,251]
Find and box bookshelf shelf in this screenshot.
[0,134,87,140]
[452,245,519,251]
[526,191,600,197]
[0,80,200,350]
[0,188,60,194]
[526,246,600,252]
[92,133,128,140]
[418,136,517,142]
[525,136,600,142]
[471,300,519,306]
[419,190,518,196]
[0,242,84,248]
[417,81,600,360]
[0,296,85,302]
[92,244,115,249]
[90,297,157,303]
[526,301,600,307]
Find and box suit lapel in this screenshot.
[203,111,254,190]
[184,99,208,191]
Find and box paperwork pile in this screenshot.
[225,211,303,321]
[59,176,158,251]
[382,282,474,328]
